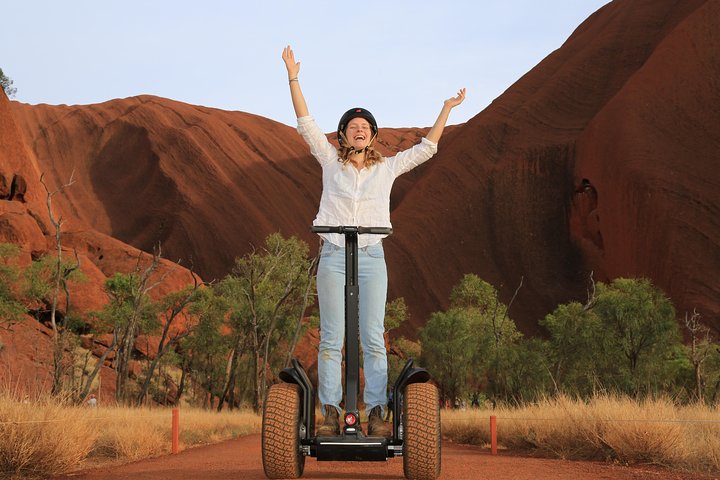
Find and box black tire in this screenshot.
[402,382,441,480]
[262,383,305,479]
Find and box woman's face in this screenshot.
[345,118,373,150]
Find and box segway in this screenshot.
[262,226,441,480]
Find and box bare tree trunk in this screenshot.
[286,255,318,367]
[175,362,188,406]
[258,278,296,410]
[227,374,237,410]
[137,347,167,405]
[137,326,177,405]
[137,276,199,405]
[253,347,262,412]
[116,319,139,403]
[217,345,239,412]
[115,246,168,404]
[685,309,711,403]
[50,270,63,395]
[40,173,77,396]
[79,331,117,402]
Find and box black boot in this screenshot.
[317,405,340,436]
[367,406,391,437]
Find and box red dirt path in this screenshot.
[53,434,714,480]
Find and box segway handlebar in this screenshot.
[311,225,393,235]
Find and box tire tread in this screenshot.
[403,382,441,480]
[262,383,305,479]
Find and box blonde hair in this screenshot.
[336,131,384,167]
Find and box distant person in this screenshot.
[282,45,465,437]
[87,394,97,407]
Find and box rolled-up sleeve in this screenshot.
[297,116,338,166]
[388,137,438,177]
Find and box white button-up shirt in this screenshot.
[297,115,438,248]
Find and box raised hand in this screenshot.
[282,45,301,80]
[444,88,466,109]
[427,88,467,143]
[282,45,308,117]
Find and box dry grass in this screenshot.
[0,394,96,477]
[5,388,718,476]
[0,391,261,477]
[441,394,720,474]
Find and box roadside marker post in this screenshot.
[172,408,180,454]
[490,415,497,455]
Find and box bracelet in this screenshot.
[289,77,298,84]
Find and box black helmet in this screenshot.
[337,107,378,144]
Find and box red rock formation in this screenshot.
[387,0,719,335]
[572,0,720,331]
[5,0,719,344]
[10,97,439,284]
[0,91,200,398]
[11,96,323,282]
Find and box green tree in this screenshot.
[24,252,85,395]
[594,278,681,395]
[98,259,161,403]
[285,255,318,368]
[542,278,684,397]
[422,274,534,406]
[0,243,24,323]
[540,301,606,396]
[450,274,522,405]
[385,297,408,332]
[449,273,500,312]
[421,307,478,403]
[501,337,552,403]
[0,68,17,98]
[211,278,249,410]
[218,233,313,411]
[136,275,204,406]
[385,297,416,382]
[388,336,421,386]
[178,285,230,407]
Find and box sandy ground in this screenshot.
[53,434,716,480]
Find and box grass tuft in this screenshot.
[441,393,720,474]
[0,390,261,477]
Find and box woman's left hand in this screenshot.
[444,88,466,109]
[426,88,467,143]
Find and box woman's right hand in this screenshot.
[282,45,309,118]
[282,45,300,80]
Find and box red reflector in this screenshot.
[345,413,357,425]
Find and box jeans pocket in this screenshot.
[364,243,385,259]
[320,242,339,259]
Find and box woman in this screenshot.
[282,45,465,437]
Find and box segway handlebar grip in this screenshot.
[311,225,393,235]
[357,226,393,235]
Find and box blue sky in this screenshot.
[2,1,610,129]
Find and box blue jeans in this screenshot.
[317,241,388,417]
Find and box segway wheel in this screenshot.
[403,382,441,480]
[262,383,305,479]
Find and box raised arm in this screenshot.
[426,88,466,144]
[282,45,309,118]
